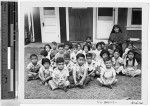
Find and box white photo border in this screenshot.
[18,1,148,105]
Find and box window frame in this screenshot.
[127,8,142,30]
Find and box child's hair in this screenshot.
[83,44,91,51]
[44,44,51,50]
[42,58,51,65]
[58,44,64,49]
[107,44,114,50]
[86,53,93,58]
[64,53,70,59]
[56,57,64,64]
[100,50,110,57]
[111,24,122,33]
[99,42,105,46]
[86,36,92,41]
[126,50,136,67]
[126,41,133,48]
[104,56,112,63]
[30,54,38,59]
[40,50,48,57]
[96,42,101,49]
[52,41,57,45]
[76,53,85,59]
[114,49,120,55]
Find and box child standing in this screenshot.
[26,54,41,81]
[97,57,117,89]
[73,53,90,88]
[39,58,52,86]
[112,49,124,74]
[44,44,51,60]
[49,57,70,92]
[122,50,141,77]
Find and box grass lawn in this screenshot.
[24,44,141,99]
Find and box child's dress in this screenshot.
[97,67,117,85]
[112,57,124,74]
[123,58,141,77]
[46,51,51,60]
[49,67,70,90]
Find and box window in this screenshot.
[43,7,55,15]
[127,8,142,30]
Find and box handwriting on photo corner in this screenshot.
[96,100,143,104]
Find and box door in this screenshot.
[40,7,60,43]
[69,8,93,42]
[96,8,114,41]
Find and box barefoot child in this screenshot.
[39,58,52,86]
[49,57,70,92]
[26,54,41,81]
[73,53,90,88]
[97,57,117,89]
[122,50,141,77]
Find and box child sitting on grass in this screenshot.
[26,54,41,81]
[64,53,75,87]
[122,50,141,77]
[97,57,117,89]
[85,53,98,80]
[39,58,52,86]
[44,44,51,60]
[112,49,124,74]
[73,53,90,88]
[122,41,133,59]
[49,57,70,92]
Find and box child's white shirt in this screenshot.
[46,51,51,60]
[112,57,123,68]
[101,67,116,79]
[26,62,41,73]
[73,63,87,79]
[93,49,102,61]
[64,61,75,72]
[52,67,69,84]
[39,66,53,80]
[70,52,77,63]
[85,60,98,72]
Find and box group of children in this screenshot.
[26,38,141,91]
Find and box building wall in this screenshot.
[118,8,141,40]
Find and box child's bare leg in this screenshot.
[48,80,58,90]
[27,74,34,81]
